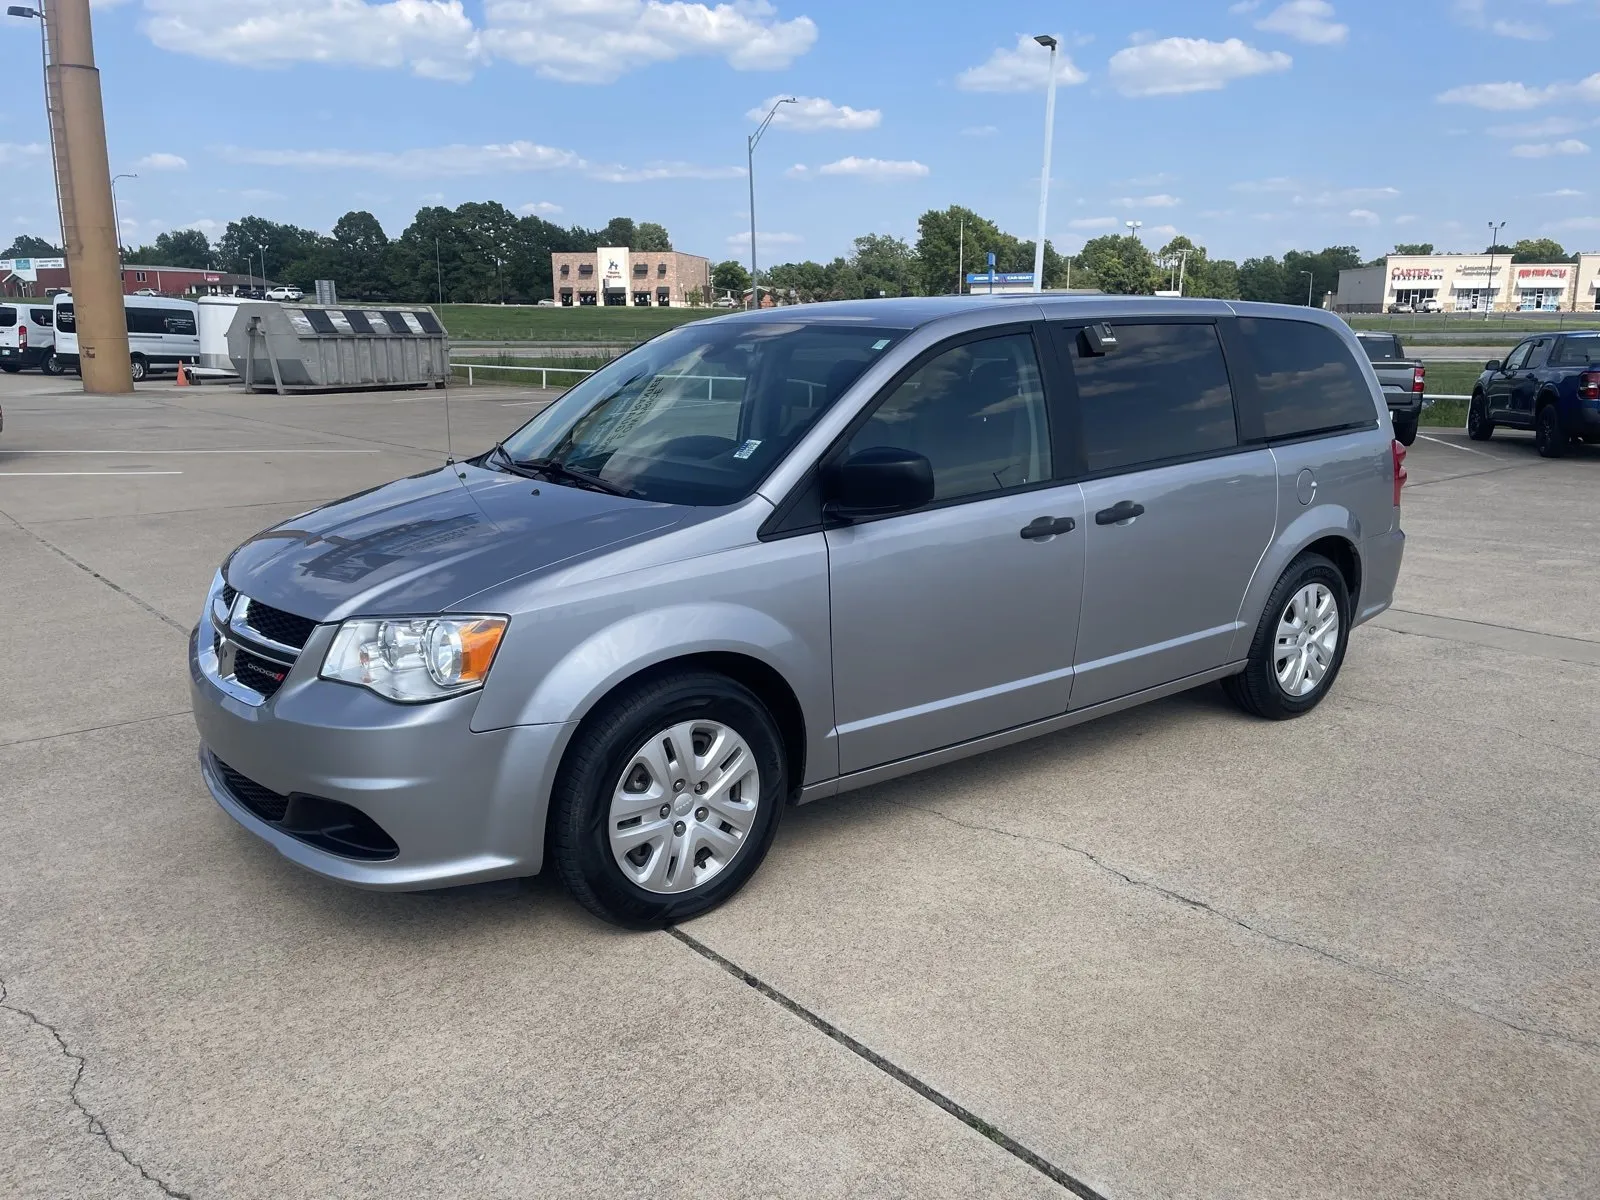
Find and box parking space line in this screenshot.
[0,471,182,477]
[1417,435,1496,458]
[4,449,378,455]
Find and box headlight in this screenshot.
[320,616,508,703]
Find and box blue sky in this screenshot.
[3,0,1598,266]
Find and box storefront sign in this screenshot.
[1456,265,1499,277]
[1517,267,1569,280]
[1392,267,1444,281]
[0,257,67,281]
[598,247,628,290]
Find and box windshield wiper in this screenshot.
[487,442,543,480]
[515,455,634,498]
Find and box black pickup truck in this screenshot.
[1469,331,1600,457]
[1355,332,1424,446]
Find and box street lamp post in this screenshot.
[1302,270,1315,307]
[1485,220,1506,320]
[1125,220,1143,241]
[110,172,136,265]
[747,96,796,310]
[257,242,267,292]
[1032,34,1059,293]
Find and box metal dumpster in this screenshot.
[227,303,449,393]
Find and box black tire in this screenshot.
[1466,392,1494,441]
[1535,403,1566,458]
[39,353,63,376]
[1223,553,1351,721]
[0,363,18,374]
[129,355,148,382]
[550,670,787,928]
[1393,416,1418,447]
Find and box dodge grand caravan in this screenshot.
[191,296,1407,926]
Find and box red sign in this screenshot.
[1518,267,1568,279]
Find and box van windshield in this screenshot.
[496,321,904,506]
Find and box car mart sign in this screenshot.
[1392,267,1445,281]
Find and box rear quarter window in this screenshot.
[1235,318,1378,441]
[1552,336,1600,367]
[31,308,53,327]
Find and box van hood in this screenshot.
[223,461,684,622]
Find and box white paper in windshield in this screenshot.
[733,439,762,460]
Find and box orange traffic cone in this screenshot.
[175,360,190,386]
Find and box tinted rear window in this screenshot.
[1357,335,1404,362]
[1551,336,1598,367]
[1236,318,1377,440]
[0,308,15,328]
[1064,322,1238,474]
[56,303,74,333]
[31,308,52,327]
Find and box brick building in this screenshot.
[550,246,711,307]
[0,256,270,299]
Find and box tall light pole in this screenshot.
[1485,220,1506,320]
[257,241,267,290]
[1032,34,1059,293]
[1302,269,1315,307]
[9,0,132,391]
[1125,220,1143,241]
[747,96,796,310]
[110,172,135,264]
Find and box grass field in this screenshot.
[1346,312,1596,335]
[437,304,721,343]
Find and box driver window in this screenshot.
[1502,342,1534,372]
[845,333,1051,504]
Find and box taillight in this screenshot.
[1581,371,1600,401]
[16,324,25,351]
[1412,365,1425,394]
[1391,439,1407,507]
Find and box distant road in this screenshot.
[1412,345,1511,362]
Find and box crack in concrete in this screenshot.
[883,798,1600,1058]
[0,979,192,1199]
[0,507,187,635]
[0,710,193,752]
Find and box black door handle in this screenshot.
[1095,500,1145,526]
[1020,516,1076,540]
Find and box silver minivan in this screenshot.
[190,297,1407,926]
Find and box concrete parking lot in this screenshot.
[1,371,1596,1199]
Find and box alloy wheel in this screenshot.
[1274,583,1339,698]
[607,719,761,895]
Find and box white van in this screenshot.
[53,292,201,381]
[0,300,61,374]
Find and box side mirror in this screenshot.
[1485,359,1502,372]
[825,446,935,521]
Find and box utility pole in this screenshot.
[28,0,132,392]
[1177,248,1191,296]
[1485,220,1506,321]
[956,215,964,295]
[1031,35,1059,292]
[747,96,796,310]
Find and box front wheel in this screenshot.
[0,363,18,374]
[1224,553,1351,721]
[1466,393,1494,441]
[550,671,787,928]
[129,355,148,382]
[1535,404,1566,458]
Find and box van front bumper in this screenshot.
[189,622,573,891]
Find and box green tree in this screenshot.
[634,222,672,252]
[1,234,63,259]
[330,211,391,299]
[1484,243,1513,256]
[712,259,751,297]
[1509,237,1570,263]
[1392,242,1434,255]
[1238,256,1287,303]
[216,216,324,282]
[126,228,212,269]
[851,233,919,297]
[915,206,1006,294]
[1076,234,1160,295]
[599,217,637,248]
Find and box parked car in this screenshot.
[712,297,738,309]
[537,299,558,307]
[232,286,266,301]
[266,286,304,302]
[1355,332,1425,445]
[1387,302,1414,314]
[1469,331,1600,456]
[190,297,1407,926]
[1416,298,1443,314]
[0,300,62,375]
[53,292,199,382]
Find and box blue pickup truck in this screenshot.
[1469,331,1600,457]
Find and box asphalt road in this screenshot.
[1,373,1596,1199]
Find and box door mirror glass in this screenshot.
[1485,359,1501,372]
[826,447,935,519]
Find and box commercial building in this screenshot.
[1336,252,1600,313]
[550,247,711,307]
[0,256,268,298]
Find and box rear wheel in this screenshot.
[129,355,148,382]
[1224,553,1350,721]
[1535,404,1566,458]
[1393,415,1418,446]
[551,670,787,928]
[39,353,63,376]
[1466,393,1494,441]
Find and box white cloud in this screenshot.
[1487,115,1587,137]
[220,139,739,184]
[725,230,803,251]
[1147,224,1180,237]
[1348,208,1381,225]
[1437,80,1554,109]
[590,161,745,183]
[1113,194,1182,208]
[956,35,1088,93]
[1511,138,1590,156]
[1297,185,1400,205]
[136,0,817,85]
[1548,216,1600,231]
[1229,0,1262,11]
[1491,19,1550,39]
[141,0,487,82]
[784,163,810,179]
[1394,214,1419,225]
[135,152,188,171]
[1452,0,1550,39]
[0,142,47,165]
[815,156,929,181]
[1539,187,1585,197]
[1255,1,1348,45]
[961,125,999,138]
[1109,37,1291,96]
[485,0,817,83]
[1067,217,1121,230]
[519,201,562,215]
[1231,176,1301,192]
[748,95,880,131]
